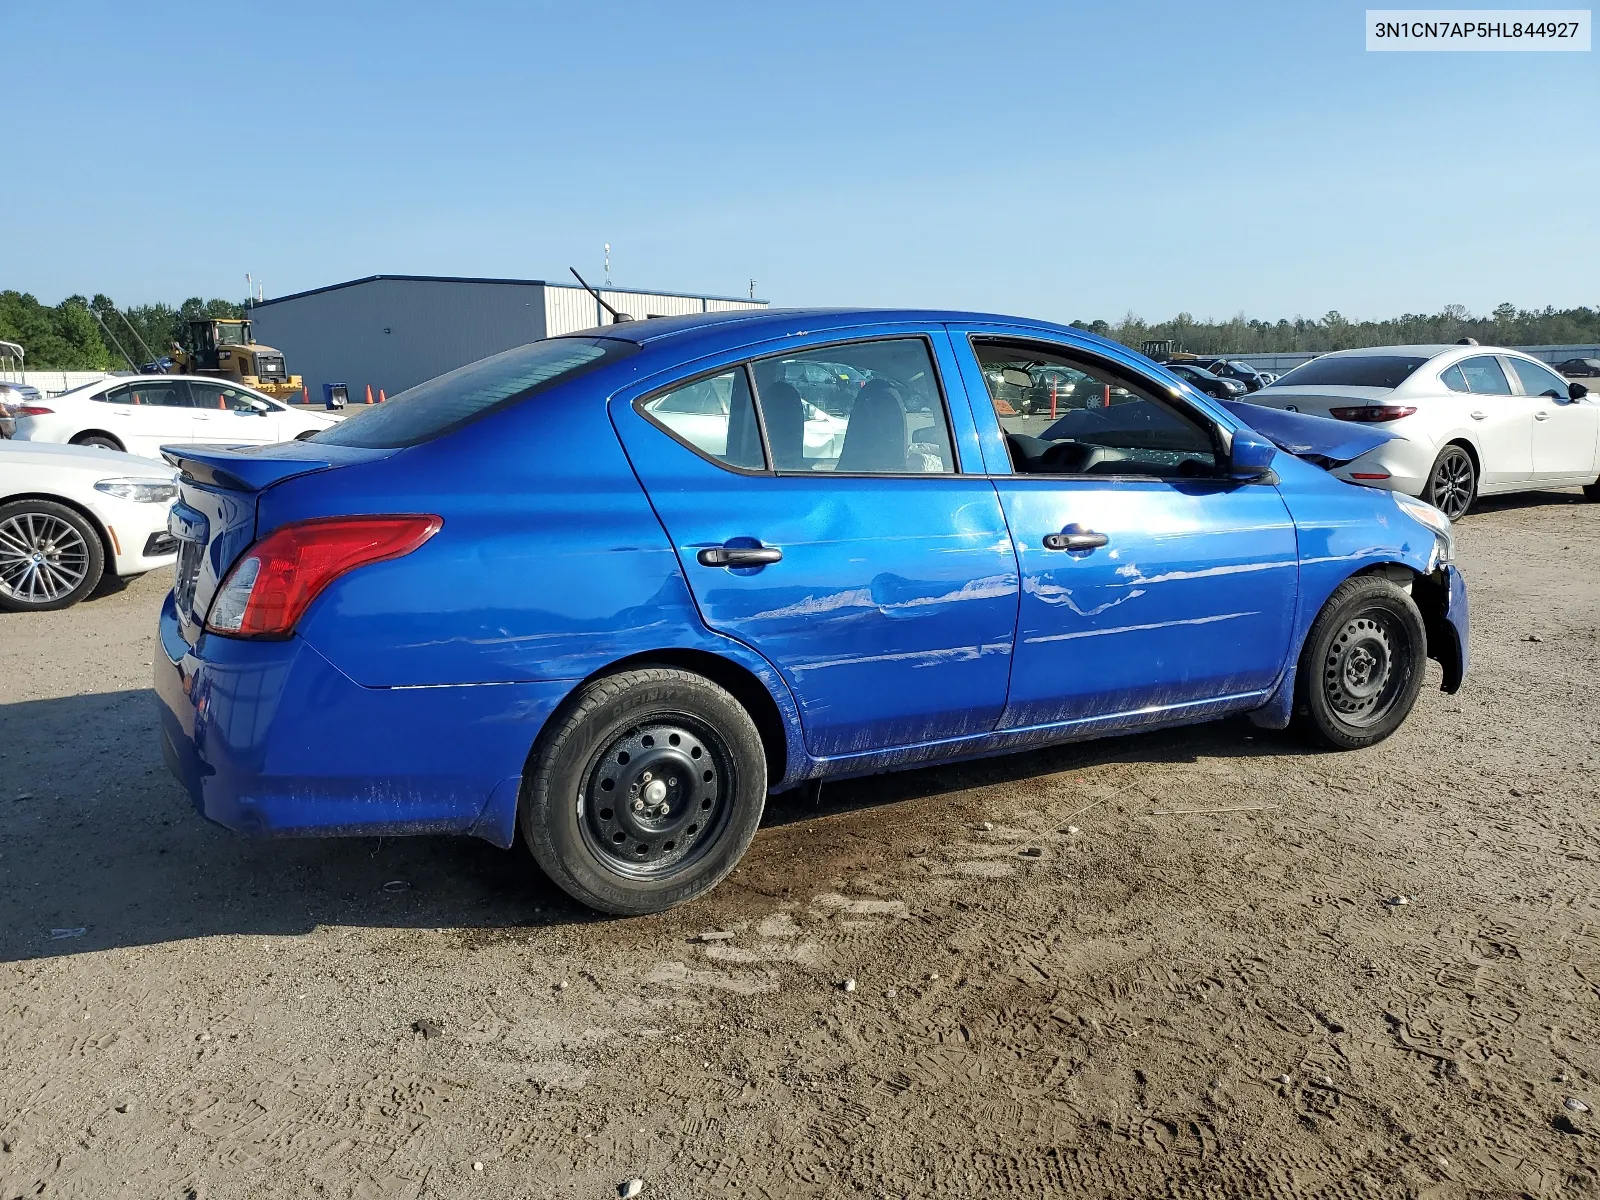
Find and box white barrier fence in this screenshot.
[0,370,112,396]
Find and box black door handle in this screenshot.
[1042,527,1109,552]
[697,544,783,568]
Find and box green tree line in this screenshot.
[0,291,245,370]
[1072,303,1600,356]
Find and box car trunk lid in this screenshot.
[162,441,399,643]
[1244,385,1395,419]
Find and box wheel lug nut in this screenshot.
[641,771,653,783]
[632,799,644,812]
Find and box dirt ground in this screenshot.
[3,490,1599,1200]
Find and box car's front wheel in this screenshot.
[70,433,124,452]
[1293,575,1428,750]
[1422,444,1476,520]
[520,667,768,915]
[0,499,107,612]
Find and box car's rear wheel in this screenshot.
[1422,444,1476,520]
[71,433,124,452]
[1293,575,1428,750]
[520,667,767,915]
[1583,478,1600,501]
[0,499,106,612]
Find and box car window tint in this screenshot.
[1440,364,1470,392]
[312,336,637,448]
[974,339,1218,478]
[189,383,254,411]
[109,382,189,408]
[1508,357,1571,398]
[750,339,954,474]
[1458,356,1512,395]
[1272,355,1428,388]
[639,368,765,471]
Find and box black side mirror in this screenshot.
[1571,381,1589,400]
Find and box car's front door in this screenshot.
[952,330,1299,728]
[188,383,282,445]
[1507,355,1600,480]
[1442,355,1535,486]
[101,380,197,455]
[613,331,1019,759]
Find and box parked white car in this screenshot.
[10,374,338,459]
[0,441,180,611]
[1247,345,1598,519]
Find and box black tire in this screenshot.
[1583,479,1600,501]
[520,667,768,915]
[1293,575,1428,750]
[0,498,107,612]
[71,433,124,452]
[1422,443,1476,520]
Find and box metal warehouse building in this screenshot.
[247,275,768,401]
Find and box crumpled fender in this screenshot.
[1220,401,1397,467]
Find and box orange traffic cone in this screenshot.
[218,394,226,409]
[365,384,374,405]
[378,389,386,403]
[302,384,309,404]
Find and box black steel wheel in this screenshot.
[521,667,767,915]
[1422,444,1475,521]
[1293,575,1428,750]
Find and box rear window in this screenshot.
[1271,355,1429,389]
[310,337,637,448]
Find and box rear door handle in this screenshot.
[1470,411,1487,421]
[697,544,783,568]
[1042,525,1109,552]
[1534,411,1550,421]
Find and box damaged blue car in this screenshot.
[154,309,1467,914]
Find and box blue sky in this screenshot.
[6,0,1596,323]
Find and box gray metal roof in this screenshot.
[249,274,766,309]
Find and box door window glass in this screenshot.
[639,368,765,470]
[1458,356,1513,395]
[103,382,190,407]
[1508,356,1571,398]
[974,340,1218,477]
[1440,364,1470,392]
[751,339,954,474]
[192,383,268,413]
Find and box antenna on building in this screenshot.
[604,243,611,286]
[570,267,633,323]
[749,278,756,300]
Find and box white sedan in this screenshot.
[1247,344,1598,519]
[10,374,338,458]
[0,441,180,611]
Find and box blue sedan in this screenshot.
[154,310,1467,914]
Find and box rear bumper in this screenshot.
[1331,437,1435,497]
[154,591,574,846]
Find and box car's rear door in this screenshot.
[1507,355,1600,481]
[1444,355,1534,486]
[102,380,197,456]
[950,327,1298,728]
[611,328,1019,759]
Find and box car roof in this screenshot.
[1312,344,1523,360]
[562,307,1104,354]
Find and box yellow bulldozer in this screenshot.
[167,318,303,401]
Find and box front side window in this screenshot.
[751,338,954,474]
[1508,356,1571,398]
[974,340,1219,478]
[1457,355,1513,396]
[639,368,765,471]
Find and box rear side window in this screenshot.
[311,337,637,448]
[1272,355,1428,389]
[750,338,955,474]
[1458,356,1512,395]
[103,382,190,408]
[638,368,765,471]
[1508,356,1571,398]
[1440,364,1470,392]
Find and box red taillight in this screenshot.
[205,515,442,638]
[1328,405,1416,422]
[15,406,53,416]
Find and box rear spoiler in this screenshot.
[1220,401,1396,468]
[160,441,393,492]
